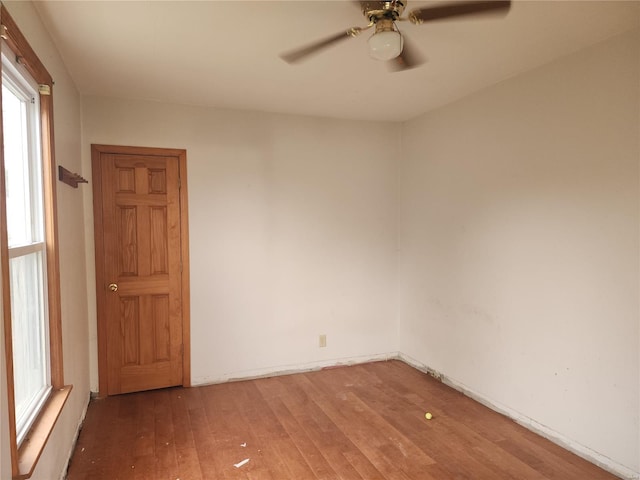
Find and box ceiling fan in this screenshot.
[281,0,511,72]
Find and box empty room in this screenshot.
[0,1,638,479]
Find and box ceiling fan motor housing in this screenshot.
[361,0,406,22]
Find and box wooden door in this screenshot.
[92,145,190,396]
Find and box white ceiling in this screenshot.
[33,0,640,122]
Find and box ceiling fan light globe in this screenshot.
[368,30,403,61]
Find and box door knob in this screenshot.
[108,283,118,292]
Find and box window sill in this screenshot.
[14,385,73,480]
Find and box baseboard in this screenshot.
[191,351,400,386]
[397,352,639,480]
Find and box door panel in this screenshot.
[92,145,189,396]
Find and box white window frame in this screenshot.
[2,51,52,447]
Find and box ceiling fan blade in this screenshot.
[409,0,511,24]
[388,34,426,72]
[280,28,361,64]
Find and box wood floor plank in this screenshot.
[188,404,226,479]
[66,360,620,480]
[253,377,341,478]
[323,368,506,480]
[175,447,204,480]
[170,388,198,451]
[199,383,269,479]
[134,394,156,458]
[296,372,435,480]
[256,380,339,479]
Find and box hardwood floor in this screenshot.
[66,360,618,479]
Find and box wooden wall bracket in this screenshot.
[58,165,87,188]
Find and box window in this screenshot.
[1,5,71,479]
[2,53,50,447]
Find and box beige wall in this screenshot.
[398,29,639,476]
[1,2,89,479]
[81,98,401,387]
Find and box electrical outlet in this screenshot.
[319,334,327,348]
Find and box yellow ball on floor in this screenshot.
[425,412,433,420]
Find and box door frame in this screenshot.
[91,144,191,396]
